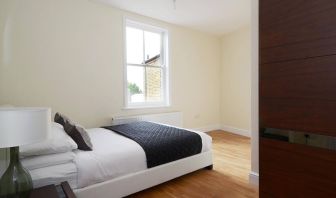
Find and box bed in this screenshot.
[25,121,213,198]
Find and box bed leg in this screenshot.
[205,165,213,170]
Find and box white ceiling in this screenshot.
[97,0,251,35]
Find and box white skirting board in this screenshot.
[249,171,259,186]
[74,151,213,198]
[221,125,251,137]
[192,124,251,137]
[193,124,222,133]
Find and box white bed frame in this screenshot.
[75,112,213,197]
[74,151,213,198]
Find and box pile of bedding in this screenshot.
[19,112,94,189]
[20,122,78,188]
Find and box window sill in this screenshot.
[122,105,171,110]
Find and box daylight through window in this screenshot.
[125,20,169,108]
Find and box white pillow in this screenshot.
[20,122,78,157]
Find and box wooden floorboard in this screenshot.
[128,131,259,198]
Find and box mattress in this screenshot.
[75,127,212,189]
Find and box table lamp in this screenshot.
[0,107,51,198]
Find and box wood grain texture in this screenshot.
[61,182,76,198]
[127,131,258,198]
[260,138,336,198]
[260,98,336,136]
[260,55,336,136]
[259,0,336,136]
[260,0,336,196]
[260,0,336,64]
[260,38,336,64]
[260,0,336,48]
[260,55,336,99]
[29,185,59,198]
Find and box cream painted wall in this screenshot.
[0,0,222,129]
[0,0,255,179]
[220,27,252,134]
[250,0,259,184]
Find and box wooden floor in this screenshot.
[128,131,259,198]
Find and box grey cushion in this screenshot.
[54,112,71,126]
[64,121,93,151]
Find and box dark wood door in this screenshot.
[259,0,336,197]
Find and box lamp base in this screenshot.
[0,147,33,198]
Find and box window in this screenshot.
[124,19,169,108]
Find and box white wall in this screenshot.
[250,0,259,185]
[220,27,252,136]
[220,21,256,185]
[0,0,256,181]
[220,23,257,184]
[0,0,222,129]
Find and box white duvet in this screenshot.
[75,127,212,188]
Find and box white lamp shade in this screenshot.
[0,107,51,148]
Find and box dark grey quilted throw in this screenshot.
[103,121,202,168]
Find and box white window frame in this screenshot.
[123,18,170,109]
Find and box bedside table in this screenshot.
[29,182,76,198]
